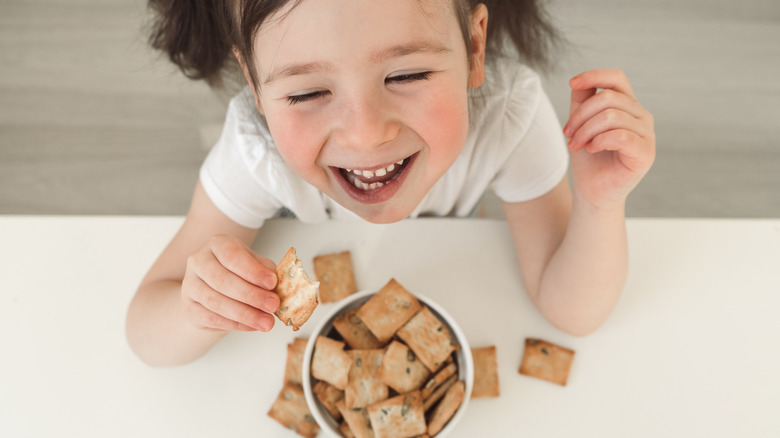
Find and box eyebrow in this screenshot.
[262,40,451,85]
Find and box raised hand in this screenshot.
[563,69,656,209]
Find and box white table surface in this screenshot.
[1,216,779,437]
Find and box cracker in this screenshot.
[313,251,358,303]
[378,340,431,394]
[422,374,457,411]
[267,383,320,438]
[396,306,455,371]
[339,421,357,438]
[345,349,388,409]
[356,279,421,343]
[518,338,575,386]
[283,337,308,386]
[426,380,465,436]
[274,247,319,331]
[312,336,352,390]
[367,390,427,438]
[312,381,344,421]
[420,361,457,400]
[471,346,500,398]
[336,400,375,438]
[332,308,385,350]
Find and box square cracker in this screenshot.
[344,349,388,409]
[332,308,385,350]
[267,383,320,438]
[367,390,427,438]
[312,336,353,390]
[396,306,455,372]
[274,247,319,331]
[313,381,344,421]
[518,338,575,386]
[336,400,374,438]
[426,380,465,436]
[357,279,421,343]
[283,337,308,386]
[471,346,500,398]
[378,340,431,394]
[313,251,358,303]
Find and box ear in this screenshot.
[233,47,265,115]
[467,3,488,89]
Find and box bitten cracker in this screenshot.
[396,306,456,372]
[274,247,319,331]
[471,346,500,398]
[367,390,427,438]
[284,337,308,386]
[313,251,358,303]
[426,380,465,436]
[312,381,344,421]
[312,336,352,390]
[332,308,384,350]
[344,349,388,408]
[357,278,421,343]
[378,340,431,394]
[519,338,575,386]
[267,383,320,438]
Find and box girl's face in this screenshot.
[248,0,485,223]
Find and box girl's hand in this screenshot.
[563,69,656,210]
[181,235,279,332]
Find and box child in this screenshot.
[126,0,655,366]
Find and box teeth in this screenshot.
[362,170,374,178]
[344,157,408,191]
[375,168,386,177]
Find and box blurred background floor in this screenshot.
[1,0,778,218]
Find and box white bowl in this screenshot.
[302,290,474,438]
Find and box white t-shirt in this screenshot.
[200,57,569,229]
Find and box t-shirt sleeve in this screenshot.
[490,72,569,203]
[199,93,283,229]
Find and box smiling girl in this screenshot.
[126,0,655,366]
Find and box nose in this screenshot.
[331,88,400,151]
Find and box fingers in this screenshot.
[570,69,635,100]
[183,270,276,332]
[211,236,277,290]
[566,107,651,153]
[181,235,280,332]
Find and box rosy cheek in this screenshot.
[267,113,324,179]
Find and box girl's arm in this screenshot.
[126,181,280,366]
[504,69,654,336]
[503,177,627,336]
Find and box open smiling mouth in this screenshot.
[332,153,417,203]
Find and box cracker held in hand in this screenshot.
[471,346,500,398]
[274,247,319,331]
[267,383,320,438]
[357,278,421,343]
[313,251,358,303]
[519,338,575,386]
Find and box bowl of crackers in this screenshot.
[301,278,474,438]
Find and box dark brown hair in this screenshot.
[147,0,563,89]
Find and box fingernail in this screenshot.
[263,274,277,290]
[570,76,581,87]
[563,125,572,138]
[568,138,577,150]
[264,296,279,313]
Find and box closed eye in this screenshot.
[386,71,433,84]
[287,90,329,106]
